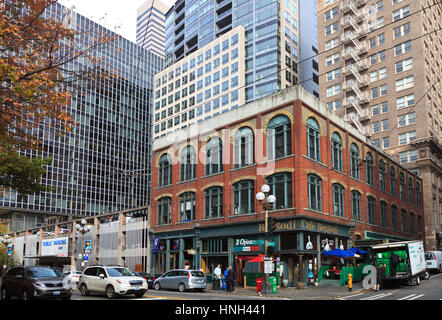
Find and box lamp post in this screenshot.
[256,184,276,294]
[1,235,12,271]
[76,219,91,270]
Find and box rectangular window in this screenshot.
[393,5,410,22]
[395,58,413,74]
[326,53,339,66]
[325,37,339,50]
[399,131,416,145]
[397,94,415,109]
[396,76,414,91]
[326,84,340,97]
[398,112,416,127]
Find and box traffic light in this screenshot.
[271,217,277,233]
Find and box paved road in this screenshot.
[338,271,442,300]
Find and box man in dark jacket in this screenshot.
[390,252,400,277]
[226,266,236,292]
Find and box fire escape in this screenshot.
[340,0,372,136]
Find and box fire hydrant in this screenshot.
[348,273,352,291]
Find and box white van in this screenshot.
[425,251,442,273]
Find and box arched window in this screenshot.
[306,117,321,161]
[267,115,292,160]
[366,152,374,186]
[331,132,343,171]
[332,183,344,217]
[205,187,223,218]
[266,172,293,209]
[179,192,195,222]
[350,144,360,179]
[379,160,386,191]
[367,196,376,225]
[351,191,361,221]
[157,197,171,225]
[399,173,405,200]
[391,205,398,231]
[401,209,407,232]
[205,137,223,175]
[158,154,172,187]
[408,178,414,204]
[180,146,196,182]
[308,174,322,211]
[233,180,255,215]
[233,127,254,168]
[390,166,397,196]
[380,201,388,227]
[409,212,415,234]
[416,182,421,208]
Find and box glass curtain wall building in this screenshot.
[0,3,164,219]
[164,0,318,102]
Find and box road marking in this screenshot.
[407,294,425,300]
[338,292,365,300]
[398,294,417,300]
[143,294,187,300]
[361,293,390,300]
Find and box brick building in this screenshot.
[150,86,424,286]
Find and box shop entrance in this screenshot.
[202,255,228,276]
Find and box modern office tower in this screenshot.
[318,0,442,249]
[0,3,164,231]
[153,26,246,138]
[137,0,170,57]
[164,0,319,99]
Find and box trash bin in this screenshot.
[256,278,263,293]
[269,276,277,293]
[212,277,220,290]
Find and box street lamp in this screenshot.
[76,219,91,270]
[1,234,12,270]
[256,184,276,294]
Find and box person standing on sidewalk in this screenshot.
[226,266,236,292]
[214,264,222,290]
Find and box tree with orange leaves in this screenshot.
[0,0,115,194]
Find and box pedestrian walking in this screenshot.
[375,264,385,291]
[226,266,236,292]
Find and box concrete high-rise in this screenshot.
[317,0,442,250]
[0,2,164,231]
[137,0,170,57]
[153,0,319,138]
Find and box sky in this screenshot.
[58,0,175,42]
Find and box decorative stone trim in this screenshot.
[350,186,363,194]
[262,167,295,177]
[331,180,347,188]
[177,188,197,196]
[366,192,377,200]
[229,176,257,185]
[229,121,257,144]
[154,193,173,201]
[302,112,326,136]
[202,182,225,190]
[303,169,328,181]
[262,109,294,131]
[155,150,172,167]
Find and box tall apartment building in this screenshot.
[154,0,319,138]
[0,3,163,231]
[137,0,170,57]
[318,0,442,249]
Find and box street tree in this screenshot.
[0,0,115,194]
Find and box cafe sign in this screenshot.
[258,218,346,236]
[233,237,277,253]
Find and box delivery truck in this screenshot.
[371,240,430,285]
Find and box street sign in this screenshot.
[84,254,88,261]
[78,254,83,259]
[264,260,273,274]
[6,246,13,256]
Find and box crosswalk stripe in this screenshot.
[361,293,390,300]
[407,294,425,300]
[338,292,365,300]
[398,294,416,300]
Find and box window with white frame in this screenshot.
[397,94,415,108]
[396,76,414,91]
[324,7,338,21]
[399,131,416,145]
[395,58,413,74]
[394,40,412,56]
[325,22,338,36]
[394,22,411,39]
[399,150,418,163]
[326,53,339,66]
[393,5,410,21]
[325,37,339,50]
[326,68,340,81]
[326,84,340,97]
[327,100,341,111]
[397,112,416,126]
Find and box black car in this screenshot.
[0,266,72,300]
[133,272,160,289]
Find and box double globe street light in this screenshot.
[256,184,276,295]
[76,219,92,270]
[1,234,12,270]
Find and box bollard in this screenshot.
[348,273,352,291]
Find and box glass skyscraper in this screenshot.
[0,3,164,223]
[164,0,318,102]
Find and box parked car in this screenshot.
[425,251,442,273]
[78,265,147,299]
[133,272,160,289]
[153,269,206,292]
[63,270,82,288]
[0,266,72,300]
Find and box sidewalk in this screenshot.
[205,281,370,300]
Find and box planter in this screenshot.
[282,279,288,287]
[297,281,305,289]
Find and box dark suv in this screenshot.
[0,266,72,300]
